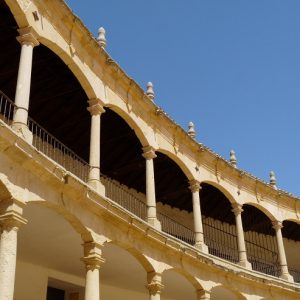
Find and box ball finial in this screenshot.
[230,150,237,168]
[146,82,155,101]
[188,122,196,139]
[97,27,106,48]
[269,171,277,189]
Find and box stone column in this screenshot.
[231,203,252,269]
[142,146,161,230]
[272,221,294,282]
[82,242,105,300]
[196,289,211,300]
[87,98,105,194]
[147,272,164,300]
[12,27,39,143]
[0,207,27,300]
[189,180,208,253]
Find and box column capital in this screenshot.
[147,272,164,295]
[231,203,243,216]
[16,27,39,47]
[87,98,105,116]
[0,210,27,231]
[189,180,201,193]
[142,146,157,160]
[81,242,105,270]
[272,220,283,230]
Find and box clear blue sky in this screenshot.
[65,0,300,196]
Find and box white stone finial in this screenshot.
[187,122,196,139]
[230,150,237,167]
[269,171,277,189]
[146,82,155,101]
[97,27,106,48]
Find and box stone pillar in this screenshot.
[196,289,211,300]
[142,146,161,230]
[189,180,208,253]
[231,203,252,269]
[82,242,105,300]
[12,27,39,143]
[147,272,164,300]
[87,98,105,194]
[272,221,294,282]
[0,204,27,300]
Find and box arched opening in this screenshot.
[154,151,193,244]
[100,243,149,299]
[100,107,147,219]
[161,269,198,300]
[200,183,239,263]
[210,285,245,300]
[242,204,279,277]
[0,0,91,180]
[15,203,85,299]
[282,220,300,283]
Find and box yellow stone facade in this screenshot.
[0,0,300,299]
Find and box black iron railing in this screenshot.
[0,90,14,123]
[103,176,147,220]
[289,268,300,283]
[0,90,299,282]
[202,217,239,263]
[28,117,90,181]
[245,232,280,277]
[157,212,195,245]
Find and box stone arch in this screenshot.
[26,200,93,243]
[3,0,30,28]
[210,284,246,300]
[156,148,194,180]
[103,240,156,274]
[242,202,277,222]
[3,0,97,100]
[105,104,152,147]
[200,180,237,204]
[162,267,203,291]
[38,37,97,100]
[0,177,13,201]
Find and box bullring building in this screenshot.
[0,0,300,299]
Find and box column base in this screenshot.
[194,242,209,254]
[11,123,33,144]
[238,259,252,270]
[147,217,161,231]
[88,179,106,195]
[280,272,294,282]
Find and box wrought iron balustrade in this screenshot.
[157,212,195,245]
[102,176,147,220]
[202,217,239,263]
[1,90,300,283]
[245,232,280,277]
[289,268,300,283]
[28,117,90,181]
[0,90,14,124]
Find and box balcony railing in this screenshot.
[28,117,90,181]
[0,90,299,283]
[0,90,14,124]
[157,212,195,245]
[202,217,239,263]
[290,268,300,283]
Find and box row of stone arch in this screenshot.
[2,0,296,224]
[2,0,300,287]
[14,201,264,300]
